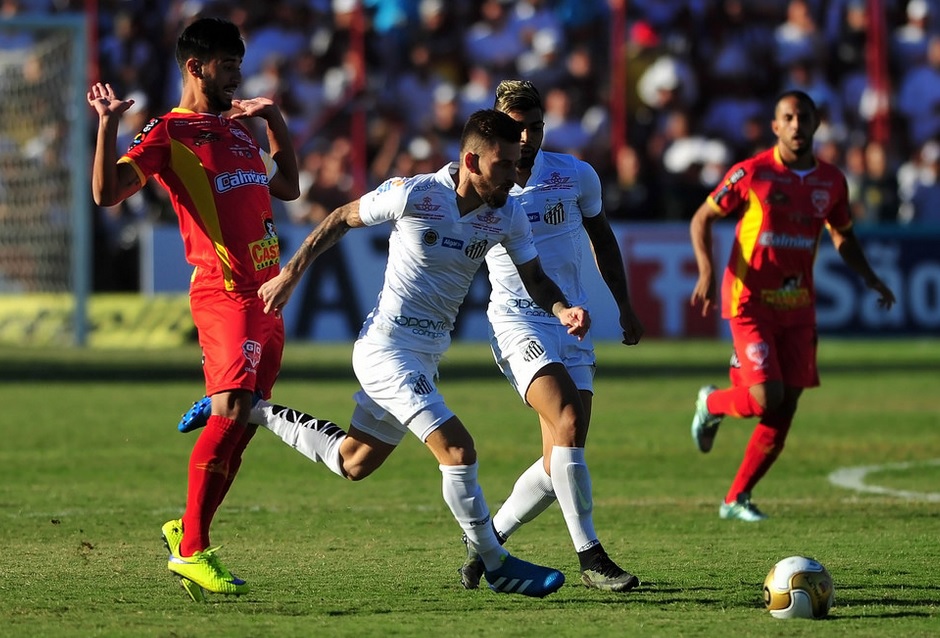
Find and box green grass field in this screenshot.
[1,339,938,637]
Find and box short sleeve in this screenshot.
[501,199,539,265]
[358,177,410,226]
[576,159,603,218]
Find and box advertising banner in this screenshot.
[142,222,940,341]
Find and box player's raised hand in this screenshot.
[87,82,135,118]
[229,97,277,120]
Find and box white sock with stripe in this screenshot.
[439,462,508,571]
[493,457,556,540]
[549,446,599,552]
[251,400,346,477]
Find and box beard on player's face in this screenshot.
[478,176,512,208]
[517,151,535,170]
[201,75,235,113]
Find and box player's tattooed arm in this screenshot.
[258,199,364,314]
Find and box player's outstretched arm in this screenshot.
[583,212,643,345]
[689,200,721,317]
[514,257,591,339]
[258,200,364,314]
[828,226,897,310]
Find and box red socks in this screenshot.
[725,414,792,503]
[707,386,764,419]
[180,415,246,557]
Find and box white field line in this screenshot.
[828,458,940,502]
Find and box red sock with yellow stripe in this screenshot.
[180,415,243,557]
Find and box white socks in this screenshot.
[439,462,508,571]
[549,446,598,552]
[251,400,347,477]
[492,457,557,539]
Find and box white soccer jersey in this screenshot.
[486,151,603,324]
[357,162,539,354]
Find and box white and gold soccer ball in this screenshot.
[763,556,834,619]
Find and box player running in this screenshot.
[456,80,645,593]
[688,90,895,521]
[181,109,587,598]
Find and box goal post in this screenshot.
[0,14,90,345]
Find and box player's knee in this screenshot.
[750,383,784,413]
[341,462,373,481]
[339,442,386,481]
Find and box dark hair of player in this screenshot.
[175,17,245,73]
[460,109,524,154]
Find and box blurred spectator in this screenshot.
[426,83,463,161]
[463,0,526,76]
[299,137,356,225]
[855,140,900,224]
[654,108,731,219]
[890,0,933,76]
[240,0,309,79]
[415,0,465,86]
[457,63,495,121]
[896,34,940,147]
[774,0,827,69]
[541,86,590,155]
[57,0,940,295]
[781,57,845,135]
[98,10,158,97]
[507,0,565,53]
[898,140,940,225]
[392,39,449,136]
[604,143,659,220]
[700,78,766,157]
[0,0,35,53]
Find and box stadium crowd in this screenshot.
[3,0,940,290]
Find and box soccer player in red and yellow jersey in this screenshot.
[688,90,895,522]
[88,17,299,597]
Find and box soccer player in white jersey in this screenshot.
[183,109,591,597]
[456,80,646,593]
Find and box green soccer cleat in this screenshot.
[691,384,723,453]
[161,519,185,559]
[580,550,640,592]
[457,533,484,590]
[161,519,205,602]
[167,546,250,596]
[719,492,769,522]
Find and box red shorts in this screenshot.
[728,313,819,389]
[190,287,284,399]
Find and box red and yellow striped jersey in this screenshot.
[120,108,280,292]
[707,146,852,323]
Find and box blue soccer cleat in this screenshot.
[177,392,263,433]
[484,554,565,598]
[178,396,212,433]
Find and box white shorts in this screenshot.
[489,320,596,403]
[350,339,455,445]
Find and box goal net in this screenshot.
[0,15,90,343]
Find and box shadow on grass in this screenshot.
[3,358,938,384]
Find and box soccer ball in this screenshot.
[763,556,834,619]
